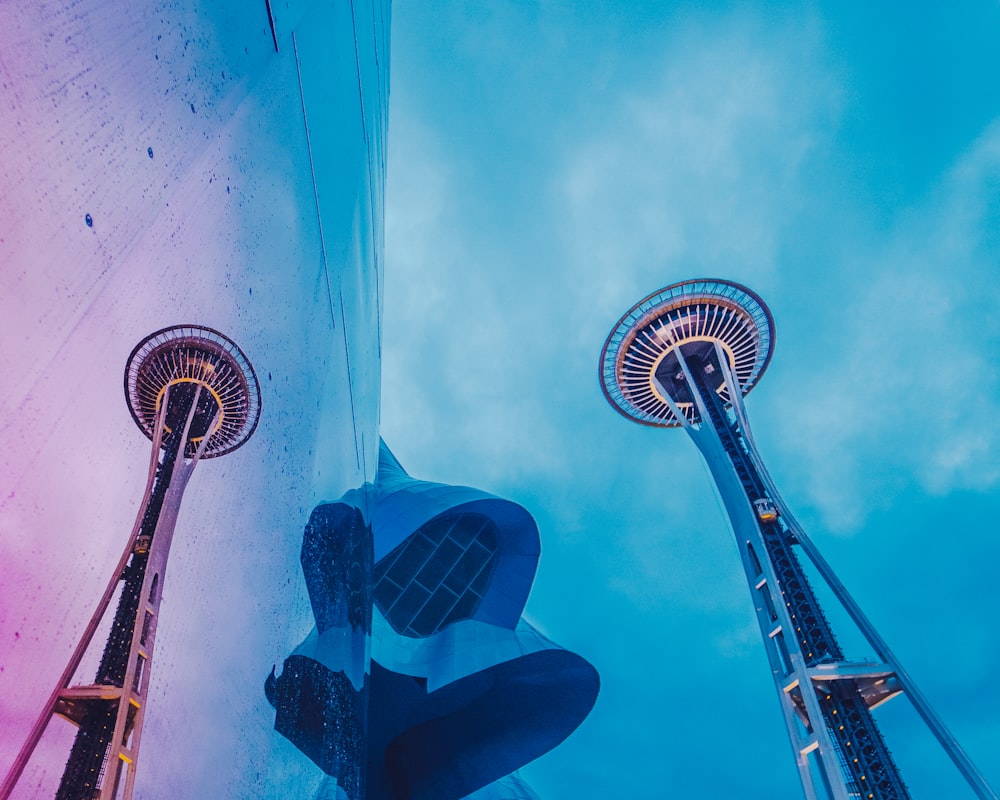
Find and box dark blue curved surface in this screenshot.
[369,650,598,800]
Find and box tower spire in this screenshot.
[600,279,997,800]
[1,325,261,800]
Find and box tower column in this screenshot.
[717,346,997,800]
[600,278,998,800]
[673,344,850,800]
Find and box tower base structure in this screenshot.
[600,279,997,800]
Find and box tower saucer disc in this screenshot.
[124,325,261,458]
[600,279,774,428]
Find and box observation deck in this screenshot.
[600,279,774,427]
[124,325,261,458]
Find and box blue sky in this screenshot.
[1,2,997,797]
[380,2,1000,797]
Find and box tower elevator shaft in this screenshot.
[54,435,180,800]
[602,279,998,800]
[0,383,215,800]
[673,344,909,800]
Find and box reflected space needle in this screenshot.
[2,325,260,800]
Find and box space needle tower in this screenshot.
[600,279,996,800]
[2,325,260,800]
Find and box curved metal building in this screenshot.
[0,3,599,799]
[0,1,384,797]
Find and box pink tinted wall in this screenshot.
[0,1,389,795]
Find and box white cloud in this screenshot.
[382,108,570,488]
[557,13,839,313]
[770,122,1000,531]
[383,11,842,494]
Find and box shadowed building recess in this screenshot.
[600,279,997,800]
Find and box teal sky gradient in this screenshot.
[381,2,1000,797]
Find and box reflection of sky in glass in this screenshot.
[0,1,387,796]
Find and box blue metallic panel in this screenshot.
[374,512,499,636]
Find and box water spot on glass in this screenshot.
[147,147,154,158]
[85,213,93,227]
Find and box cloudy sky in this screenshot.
[380,2,1000,797]
[2,2,998,798]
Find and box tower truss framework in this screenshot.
[1,325,260,800]
[601,279,996,800]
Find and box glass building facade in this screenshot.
[0,2,596,798]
